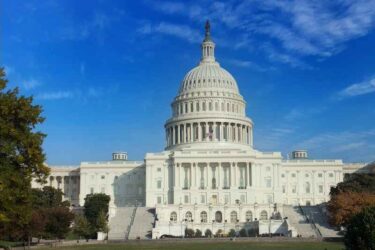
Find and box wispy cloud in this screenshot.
[148,0,375,67]
[226,59,271,72]
[338,77,375,98]
[3,65,14,76]
[295,129,375,161]
[23,78,42,90]
[36,91,74,100]
[138,22,201,43]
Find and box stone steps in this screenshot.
[108,207,135,240]
[128,207,155,239]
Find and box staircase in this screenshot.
[283,205,317,238]
[108,207,135,240]
[300,205,341,237]
[128,207,155,239]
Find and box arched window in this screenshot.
[215,211,222,222]
[260,211,268,220]
[200,211,207,223]
[230,211,238,223]
[170,212,177,222]
[245,211,253,222]
[185,211,192,222]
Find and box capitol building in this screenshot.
[33,22,369,239]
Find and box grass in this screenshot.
[35,241,345,250]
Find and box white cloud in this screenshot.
[148,0,375,67]
[138,22,201,43]
[338,77,375,97]
[36,91,74,100]
[3,65,14,76]
[23,78,42,90]
[226,59,270,72]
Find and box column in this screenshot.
[205,163,209,189]
[219,123,223,141]
[205,122,209,141]
[218,163,221,188]
[198,123,202,142]
[213,123,217,141]
[249,163,252,187]
[190,123,193,142]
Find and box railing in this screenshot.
[298,204,322,239]
[125,204,138,240]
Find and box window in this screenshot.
[305,182,311,193]
[319,185,323,193]
[230,211,238,223]
[305,173,309,178]
[291,173,296,178]
[215,211,222,222]
[329,173,334,178]
[114,176,118,180]
[282,185,286,193]
[170,212,177,222]
[267,195,273,204]
[281,174,285,178]
[157,168,161,172]
[318,173,323,178]
[200,211,207,223]
[266,166,271,172]
[157,180,162,189]
[260,211,268,220]
[184,195,189,204]
[241,194,246,203]
[185,211,192,222]
[265,178,271,188]
[292,185,296,193]
[157,196,162,204]
[224,195,229,204]
[90,187,94,194]
[246,211,253,222]
[190,103,194,112]
[101,187,105,193]
[201,195,205,204]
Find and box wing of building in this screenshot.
[33,21,370,240]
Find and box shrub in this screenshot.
[204,229,212,238]
[344,206,375,250]
[228,229,236,237]
[195,229,202,238]
[239,228,247,237]
[215,229,223,237]
[184,228,194,238]
[247,228,257,237]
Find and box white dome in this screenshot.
[179,62,239,95]
[164,21,254,151]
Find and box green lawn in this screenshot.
[36,241,344,250]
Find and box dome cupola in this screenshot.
[165,21,254,150]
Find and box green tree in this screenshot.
[204,229,212,238]
[0,67,49,241]
[44,207,74,239]
[194,229,202,237]
[344,206,375,250]
[31,186,69,209]
[239,228,247,237]
[84,193,110,231]
[73,215,92,241]
[228,229,236,237]
[184,228,194,238]
[96,210,109,234]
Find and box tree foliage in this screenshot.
[194,229,202,237]
[204,229,212,237]
[228,229,236,237]
[96,210,109,234]
[184,228,194,238]
[83,193,110,232]
[73,215,92,240]
[31,186,69,209]
[344,206,375,250]
[328,192,375,226]
[328,173,375,227]
[44,207,74,239]
[0,67,49,241]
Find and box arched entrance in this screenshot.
[215,211,222,222]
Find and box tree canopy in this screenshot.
[84,193,110,233]
[0,67,49,241]
[344,206,375,250]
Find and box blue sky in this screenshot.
[2,0,375,165]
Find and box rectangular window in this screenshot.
[90,187,94,194]
[101,175,105,179]
[267,195,273,204]
[157,180,162,189]
[225,195,229,204]
[266,178,271,188]
[319,185,323,193]
[101,187,105,193]
[201,195,205,204]
[240,194,246,203]
[291,173,296,178]
[318,173,323,178]
[282,185,286,193]
[292,186,296,193]
[157,168,161,172]
[184,195,189,204]
[329,173,334,178]
[157,196,162,204]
